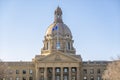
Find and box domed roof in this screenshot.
[45,23,72,37]
[41,7,76,55]
[45,7,72,38]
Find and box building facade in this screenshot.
[0,7,109,80]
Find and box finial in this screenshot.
[54,6,63,23]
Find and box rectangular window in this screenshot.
[29,77,33,80]
[40,76,44,80]
[48,68,52,73]
[23,77,26,80]
[16,77,20,80]
[56,75,60,80]
[10,77,13,80]
[16,70,19,74]
[71,76,76,80]
[83,69,87,74]
[23,70,26,74]
[90,69,94,74]
[97,76,101,80]
[63,75,68,80]
[97,69,101,74]
[40,68,44,73]
[29,69,33,74]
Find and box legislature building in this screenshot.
[0,7,109,80]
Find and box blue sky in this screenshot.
[0,0,120,61]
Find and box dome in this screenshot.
[41,7,76,55]
[45,23,72,38]
[45,7,72,38]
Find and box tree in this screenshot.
[102,58,120,80]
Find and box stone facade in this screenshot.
[0,7,110,80]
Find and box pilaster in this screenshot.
[44,67,47,80]
[61,67,63,80]
[77,67,80,80]
[53,67,55,80]
[69,67,71,80]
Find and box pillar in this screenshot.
[36,67,39,80]
[53,67,55,80]
[77,67,80,80]
[44,67,47,80]
[61,67,63,80]
[69,67,71,80]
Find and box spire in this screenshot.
[54,6,63,23]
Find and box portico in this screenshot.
[36,64,81,80]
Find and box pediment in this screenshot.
[38,51,81,62]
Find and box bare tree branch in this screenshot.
[102,57,120,80]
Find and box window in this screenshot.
[48,68,52,73]
[10,77,13,80]
[40,76,44,80]
[46,42,48,50]
[72,67,76,72]
[71,76,76,80]
[29,69,33,74]
[23,77,26,80]
[90,69,94,74]
[64,68,68,73]
[97,76,101,80]
[56,42,60,49]
[97,69,101,74]
[16,70,19,74]
[83,76,87,80]
[16,77,20,80]
[56,68,60,73]
[40,68,44,73]
[29,77,33,80]
[56,75,60,80]
[9,70,13,74]
[63,75,68,80]
[23,70,26,74]
[83,69,87,74]
[48,76,52,80]
[67,42,70,50]
[90,76,94,80]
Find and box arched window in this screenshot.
[56,68,60,73]
[66,42,70,50]
[64,67,68,73]
[83,76,87,80]
[46,42,48,50]
[56,42,60,49]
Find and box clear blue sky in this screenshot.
[0,0,120,61]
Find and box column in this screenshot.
[53,67,55,80]
[61,67,63,80]
[44,67,47,80]
[36,67,39,80]
[77,67,80,80]
[69,67,71,80]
